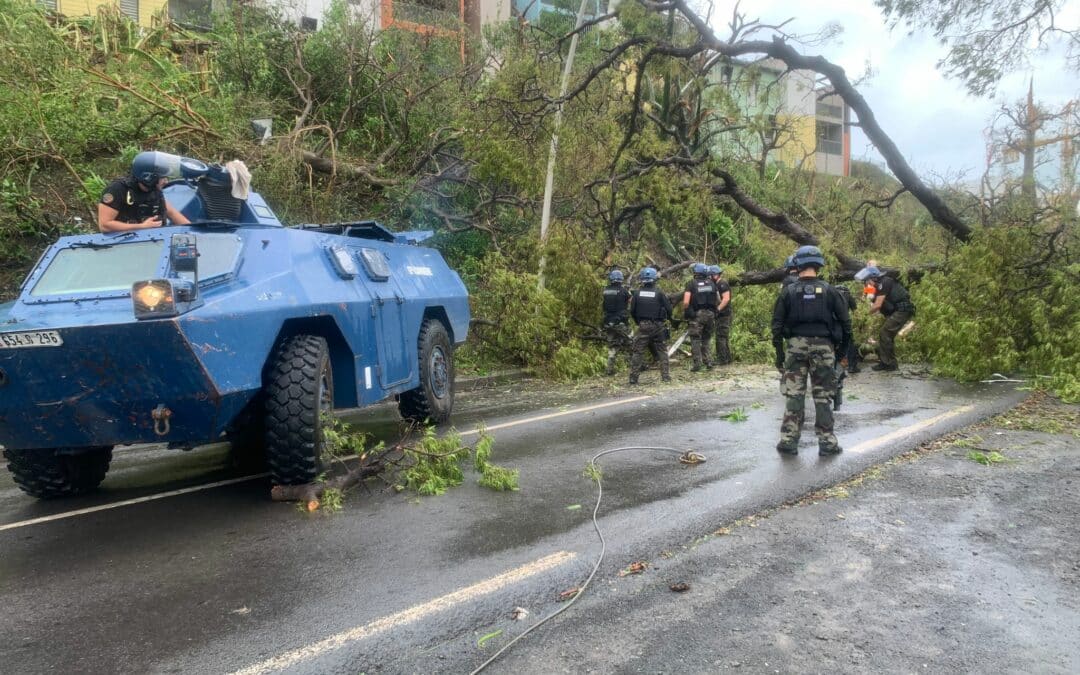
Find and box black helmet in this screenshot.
[131,151,180,189]
[792,245,825,270]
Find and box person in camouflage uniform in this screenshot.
[771,246,852,456]
[629,267,672,385]
[709,265,733,365]
[601,270,632,376]
[682,263,718,372]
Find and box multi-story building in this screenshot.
[713,58,851,176]
[40,0,168,27]
[168,0,514,46]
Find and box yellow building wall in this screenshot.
[775,114,817,173]
[57,0,168,27]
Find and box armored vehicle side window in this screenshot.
[359,247,390,281]
[188,233,243,283]
[31,241,163,297]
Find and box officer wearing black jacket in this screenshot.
[855,265,916,371]
[601,270,632,376]
[98,151,190,232]
[629,267,672,385]
[772,246,852,456]
[682,263,719,372]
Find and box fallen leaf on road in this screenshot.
[836,514,846,520]
[477,629,503,648]
[511,607,529,620]
[230,607,250,615]
[669,582,690,593]
[558,587,580,601]
[713,527,732,536]
[566,504,582,510]
[619,561,649,576]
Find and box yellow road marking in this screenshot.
[0,396,652,532]
[845,405,975,454]
[230,551,577,675]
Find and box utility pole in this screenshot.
[537,0,591,292]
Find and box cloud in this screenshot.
[707,0,1079,179]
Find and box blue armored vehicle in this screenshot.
[0,153,470,498]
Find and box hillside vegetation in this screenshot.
[0,0,1075,398]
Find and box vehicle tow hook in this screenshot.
[151,404,172,436]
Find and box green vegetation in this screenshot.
[0,0,1075,399]
[403,426,517,495]
[721,408,750,422]
[967,450,1008,466]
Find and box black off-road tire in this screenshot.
[398,319,455,424]
[3,447,113,499]
[264,335,333,486]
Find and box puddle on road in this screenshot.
[445,458,751,561]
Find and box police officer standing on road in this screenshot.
[682,263,719,372]
[601,270,632,376]
[772,246,852,456]
[855,265,916,372]
[98,151,191,232]
[629,267,672,385]
[709,265,734,366]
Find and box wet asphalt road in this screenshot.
[0,367,1025,674]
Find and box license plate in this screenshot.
[0,330,64,349]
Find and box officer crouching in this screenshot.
[771,246,852,456]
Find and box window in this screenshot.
[359,248,391,281]
[188,233,243,284]
[300,16,318,31]
[816,101,843,119]
[764,114,779,146]
[32,241,164,297]
[816,121,843,155]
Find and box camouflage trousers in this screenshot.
[603,321,631,375]
[687,309,716,369]
[877,310,912,369]
[714,310,732,365]
[630,320,669,382]
[778,336,840,453]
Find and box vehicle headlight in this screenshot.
[132,280,177,319]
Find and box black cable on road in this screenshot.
[470,445,706,674]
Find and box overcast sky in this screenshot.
[706,0,1079,181]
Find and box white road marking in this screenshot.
[0,474,268,533]
[0,396,652,532]
[458,395,652,437]
[230,551,577,675]
[845,405,975,454]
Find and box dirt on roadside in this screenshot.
[486,393,1080,673]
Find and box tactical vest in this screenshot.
[114,177,165,224]
[690,278,719,311]
[633,287,666,321]
[882,279,914,315]
[602,284,629,322]
[783,280,836,340]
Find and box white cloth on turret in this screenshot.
[225,160,252,200]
